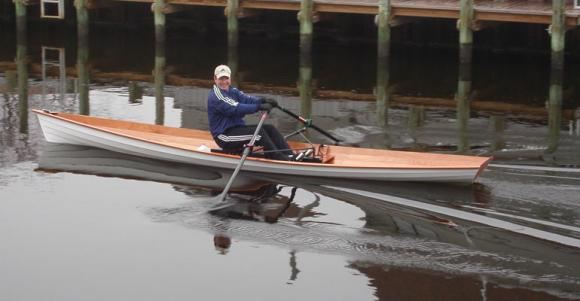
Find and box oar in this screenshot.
[275,105,341,144]
[217,111,269,203]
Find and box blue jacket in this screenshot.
[207,84,263,137]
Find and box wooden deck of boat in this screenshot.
[116,0,580,25]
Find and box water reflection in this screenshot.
[77,23,90,115]
[154,34,165,125]
[36,143,265,192]
[546,65,563,156]
[159,173,580,298]
[16,10,27,134]
[298,34,312,121]
[375,54,390,148]
[456,60,471,153]
[23,140,580,298]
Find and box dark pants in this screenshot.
[215,124,293,161]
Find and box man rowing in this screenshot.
[207,64,294,161]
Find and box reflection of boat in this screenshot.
[36,143,265,192]
[184,176,580,297]
[33,110,492,183]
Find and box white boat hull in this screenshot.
[36,111,486,183]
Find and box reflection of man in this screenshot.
[213,234,231,255]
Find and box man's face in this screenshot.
[215,76,231,90]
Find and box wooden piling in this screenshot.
[226,0,239,49]
[15,0,26,37]
[152,0,166,124]
[377,0,391,59]
[551,0,565,70]
[153,0,166,45]
[458,0,473,64]
[228,43,239,87]
[75,0,89,38]
[298,0,314,50]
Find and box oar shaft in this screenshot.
[277,106,340,144]
[218,111,268,202]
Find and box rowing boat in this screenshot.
[33,109,492,183]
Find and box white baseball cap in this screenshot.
[214,65,231,78]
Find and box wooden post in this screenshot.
[227,42,239,87]
[546,65,563,155]
[377,0,391,59]
[226,0,239,87]
[75,0,89,38]
[226,0,239,49]
[458,0,473,64]
[153,0,166,45]
[152,0,166,125]
[15,0,26,38]
[15,0,28,133]
[298,0,313,51]
[76,0,90,115]
[551,0,566,70]
[456,61,471,153]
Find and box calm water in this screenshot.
[1,25,580,301]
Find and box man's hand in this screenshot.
[259,103,273,112]
[263,98,278,108]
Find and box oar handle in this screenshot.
[276,106,341,144]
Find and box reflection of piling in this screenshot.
[547,65,563,155]
[376,1,391,146]
[298,0,314,123]
[298,26,313,120]
[456,62,471,153]
[152,0,166,125]
[490,116,505,151]
[408,106,424,148]
[458,0,473,64]
[550,0,565,71]
[376,55,390,148]
[76,0,90,115]
[154,39,165,125]
[128,82,143,103]
[16,0,28,133]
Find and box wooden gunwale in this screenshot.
[34,110,491,170]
